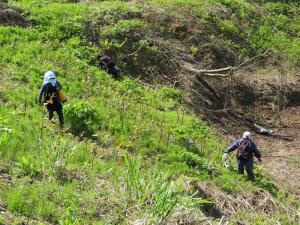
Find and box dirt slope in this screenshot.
[179,63,300,199]
[214,69,300,199]
[238,69,300,199]
[255,108,300,199]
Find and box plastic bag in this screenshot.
[222,153,230,168]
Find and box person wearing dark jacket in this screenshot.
[38,71,64,128]
[99,55,119,79]
[224,131,262,180]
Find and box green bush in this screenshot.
[218,19,239,35]
[288,39,300,66]
[64,101,101,137]
[101,19,148,37]
[159,86,182,102]
[183,152,217,175]
[265,2,290,14]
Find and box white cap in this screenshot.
[43,71,57,86]
[242,131,251,139]
[44,71,56,79]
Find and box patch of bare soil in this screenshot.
[171,53,300,201]
[180,64,300,200]
[84,2,243,84]
[254,107,300,200]
[0,3,31,27]
[230,70,300,200]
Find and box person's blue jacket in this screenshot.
[225,138,261,160]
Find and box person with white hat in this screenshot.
[224,131,262,180]
[38,71,64,128]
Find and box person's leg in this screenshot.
[237,159,245,174]
[56,107,64,128]
[48,110,54,122]
[108,67,117,78]
[245,159,255,180]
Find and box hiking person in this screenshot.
[38,71,64,128]
[224,131,262,180]
[98,54,119,79]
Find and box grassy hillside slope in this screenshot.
[0,0,299,224]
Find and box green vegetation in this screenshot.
[152,0,300,65]
[64,101,101,136]
[0,0,299,224]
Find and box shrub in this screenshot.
[64,101,100,137]
[159,86,182,102]
[288,39,300,66]
[265,2,290,15]
[218,19,239,35]
[100,19,148,37]
[183,152,217,175]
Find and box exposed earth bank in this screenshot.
[255,108,300,199]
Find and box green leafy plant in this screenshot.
[124,154,143,198]
[146,181,178,224]
[64,101,101,137]
[218,19,239,35]
[17,155,41,178]
[183,152,217,175]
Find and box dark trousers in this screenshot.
[237,158,255,180]
[108,67,119,79]
[47,105,64,127]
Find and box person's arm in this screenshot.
[224,139,240,153]
[38,85,45,105]
[251,141,262,160]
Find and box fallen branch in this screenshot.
[234,49,272,70]
[204,73,230,77]
[196,67,231,73]
[253,123,294,141]
[127,43,146,56]
[184,66,231,75]
[184,49,272,77]
[254,124,274,135]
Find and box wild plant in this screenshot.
[145,181,178,225]
[64,101,101,137]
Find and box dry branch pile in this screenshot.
[193,182,299,224]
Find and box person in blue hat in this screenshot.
[38,71,64,128]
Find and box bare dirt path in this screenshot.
[254,108,300,199]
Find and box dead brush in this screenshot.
[166,206,213,225]
[193,181,299,224]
